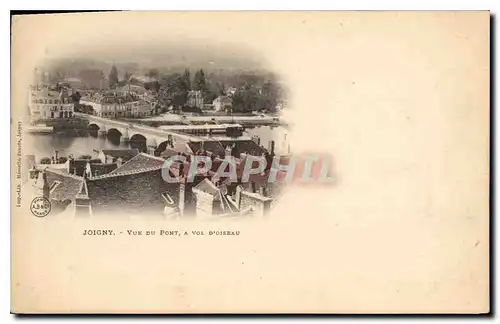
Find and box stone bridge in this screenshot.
[75,113,200,154]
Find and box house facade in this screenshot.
[80,93,153,118]
[29,85,74,121]
[212,96,233,112]
[187,90,204,109]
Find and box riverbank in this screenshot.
[123,113,285,127]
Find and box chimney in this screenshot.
[42,171,50,199]
[225,145,232,157]
[252,135,261,146]
[29,167,39,180]
[250,181,256,193]
[235,185,242,209]
[259,186,266,197]
[268,140,275,157]
[74,181,91,217]
[178,178,195,218]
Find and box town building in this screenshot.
[187,90,204,109]
[212,96,233,112]
[97,149,140,165]
[62,77,84,89]
[28,150,283,219]
[80,92,153,118]
[28,85,74,121]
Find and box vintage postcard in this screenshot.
[10,11,490,314]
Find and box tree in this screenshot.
[124,71,132,82]
[70,91,81,104]
[159,73,189,109]
[260,81,279,112]
[232,88,262,113]
[193,69,207,93]
[183,68,191,90]
[203,89,218,104]
[108,65,119,89]
[216,82,226,96]
[58,156,68,163]
[40,157,52,164]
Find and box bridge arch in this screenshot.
[130,133,148,153]
[106,128,123,146]
[107,128,123,137]
[130,133,147,142]
[156,140,172,155]
[88,123,101,130]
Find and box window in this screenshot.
[59,112,63,118]
[69,111,73,118]
[49,181,62,194]
[162,193,175,206]
[51,112,54,118]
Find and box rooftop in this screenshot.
[85,166,180,215]
[214,96,232,104]
[187,141,226,157]
[44,168,84,202]
[194,178,220,196]
[109,153,165,174]
[101,149,140,161]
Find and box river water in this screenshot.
[25,126,290,161]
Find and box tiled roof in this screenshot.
[109,153,165,174]
[160,148,181,158]
[219,140,267,157]
[45,168,84,202]
[88,165,165,180]
[90,163,117,176]
[101,149,139,161]
[195,178,220,196]
[85,167,180,215]
[187,141,226,157]
[194,178,220,196]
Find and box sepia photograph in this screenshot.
[10,10,490,315]
[25,41,292,219]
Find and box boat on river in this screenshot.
[26,125,54,134]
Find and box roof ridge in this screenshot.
[109,153,165,174]
[139,152,166,162]
[102,148,139,153]
[45,167,84,181]
[88,164,165,180]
